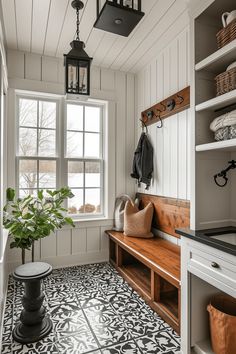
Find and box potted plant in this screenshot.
[3,187,75,264]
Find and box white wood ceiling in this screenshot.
[1,0,188,73]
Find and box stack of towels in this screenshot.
[210,109,236,141]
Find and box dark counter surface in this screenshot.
[176,226,236,256]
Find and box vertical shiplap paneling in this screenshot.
[169,39,179,198]
[25,53,41,81]
[156,53,164,102]
[41,233,57,258]
[101,69,115,91]
[100,226,111,253]
[178,111,187,199]
[42,56,59,83]
[126,74,135,196]
[156,53,164,196]
[144,65,151,109]
[136,26,190,200]
[87,227,101,252]
[7,50,25,79]
[115,71,127,195]
[71,228,87,255]
[162,46,171,197]
[91,66,101,90]
[148,124,157,195]
[178,28,189,200]
[57,229,71,256]
[150,60,157,106]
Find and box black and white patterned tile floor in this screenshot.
[1,262,181,354]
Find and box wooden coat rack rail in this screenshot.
[141,86,190,127]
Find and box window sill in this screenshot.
[72,216,113,223]
[63,217,114,228]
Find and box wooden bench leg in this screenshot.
[116,244,123,267]
[151,271,160,302]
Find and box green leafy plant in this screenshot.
[3,187,75,264]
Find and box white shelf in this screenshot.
[196,138,236,152]
[195,39,236,73]
[196,89,236,112]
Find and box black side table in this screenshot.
[13,262,53,344]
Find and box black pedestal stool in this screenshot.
[13,262,53,344]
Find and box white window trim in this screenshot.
[13,91,108,221]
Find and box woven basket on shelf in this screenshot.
[215,67,236,96]
[216,18,236,49]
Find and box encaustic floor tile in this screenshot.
[1,262,180,354]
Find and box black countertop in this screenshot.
[176,226,236,256]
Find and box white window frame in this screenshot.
[15,92,106,220]
[64,100,105,219]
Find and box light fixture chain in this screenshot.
[76,6,80,41]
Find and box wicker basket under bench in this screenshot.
[106,230,181,334]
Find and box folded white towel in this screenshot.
[210,109,236,132]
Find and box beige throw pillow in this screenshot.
[124,200,154,238]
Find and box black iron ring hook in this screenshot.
[214,174,228,187]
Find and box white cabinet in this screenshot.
[181,237,236,354]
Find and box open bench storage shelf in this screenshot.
[106,230,181,333]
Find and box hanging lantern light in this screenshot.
[94,0,145,37]
[64,0,93,96]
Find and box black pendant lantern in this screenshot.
[64,0,92,96]
[94,0,145,37]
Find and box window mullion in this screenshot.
[37,159,39,191]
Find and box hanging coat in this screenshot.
[131,132,153,189]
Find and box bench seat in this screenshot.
[106,230,181,333]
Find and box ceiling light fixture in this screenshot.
[94,0,145,37]
[64,0,93,96]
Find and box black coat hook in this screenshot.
[214,160,236,187]
[140,119,148,133]
[156,116,163,129]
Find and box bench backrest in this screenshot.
[137,193,190,239]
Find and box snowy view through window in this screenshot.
[18,98,102,216]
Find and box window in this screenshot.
[17,97,57,198]
[66,103,103,216]
[16,95,104,218]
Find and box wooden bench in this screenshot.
[106,193,190,334]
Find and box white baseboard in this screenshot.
[7,250,109,273]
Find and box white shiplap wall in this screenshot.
[6,50,136,271]
[135,25,191,201]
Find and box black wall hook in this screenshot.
[140,119,148,133]
[157,116,163,129]
[214,160,236,187]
